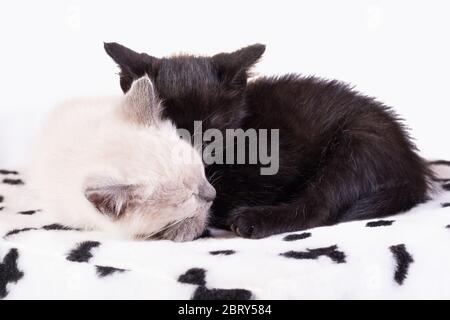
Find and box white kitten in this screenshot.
[28,76,215,241]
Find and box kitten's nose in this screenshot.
[199,181,216,202]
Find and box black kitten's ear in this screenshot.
[223,43,266,70]
[85,179,142,219]
[212,43,266,87]
[104,42,159,93]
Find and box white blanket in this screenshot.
[1,163,450,300]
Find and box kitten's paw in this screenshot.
[227,207,267,239]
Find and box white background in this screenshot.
[0,0,449,167]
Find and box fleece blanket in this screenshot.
[1,163,450,300]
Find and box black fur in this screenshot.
[390,244,413,285]
[105,43,433,239]
[66,241,100,263]
[195,229,212,239]
[441,203,450,208]
[0,195,3,203]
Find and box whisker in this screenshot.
[145,216,191,240]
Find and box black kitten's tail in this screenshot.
[340,182,430,222]
[341,161,440,222]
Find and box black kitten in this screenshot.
[105,42,433,239]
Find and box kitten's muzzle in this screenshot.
[198,181,216,203]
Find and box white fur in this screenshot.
[27,77,210,241]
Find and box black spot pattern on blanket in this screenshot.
[2,179,24,185]
[67,241,100,263]
[0,195,3,203]
[17,210,40,215]
[209,250,236,256]
[178,268,254,300]
[42,223,79,231]
[442,183,450,191]
[0,207,3,211]
[4,223,80,238]
[178,268,206,286]
[429,160,450,166]
[5,227,38,237]
[441,203,450,208]
[281,245,346,263]
[0,249,24,299]
[366,220,394,227]
[390,244,414,285]
[95,265,127,278]
[283,232,311,241]
[0,170,19,175]
[193,286,252,300]
[433,178,450,183]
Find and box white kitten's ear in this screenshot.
[84,180,142,219]
[122,75,161,126]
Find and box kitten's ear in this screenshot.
[123,75,161,126]
[104,42,159,93]
[212,43,266,88]
[84,179,143,219]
